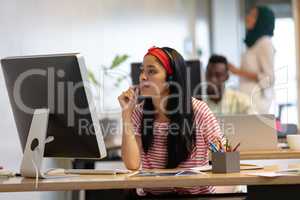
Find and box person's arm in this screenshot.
[228,38,274,84]
[228,63,258,82]
[118,88,141,170]
[203,110,224,146]
[195,101,224,147]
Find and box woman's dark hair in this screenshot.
[245,6,275,47]
[141,47,196,168]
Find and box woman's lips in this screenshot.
[140,82,151,88]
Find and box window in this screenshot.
[272,17,298,124]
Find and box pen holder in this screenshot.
[211,151,240,173]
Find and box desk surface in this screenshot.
[1,166,300,192]
[240,149,300,160]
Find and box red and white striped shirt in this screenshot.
[131,97,223,195]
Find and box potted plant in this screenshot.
[87,54,129,157]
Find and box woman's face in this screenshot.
[246,8,258,30]
[139,55,169,98]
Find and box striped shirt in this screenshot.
[131,97,223,196]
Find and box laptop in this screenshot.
[216,114,278,151]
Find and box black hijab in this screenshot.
[245,6,275,48]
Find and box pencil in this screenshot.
[233,143,240,152]
[126,171,139,177]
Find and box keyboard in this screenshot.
[65,169,132,175]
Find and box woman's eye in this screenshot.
[148,69,156,75]
[139,68,144,73]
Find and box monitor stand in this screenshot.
[19,109,123,178]
[20,108,54,178]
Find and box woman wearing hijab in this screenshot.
[228,6,275,113]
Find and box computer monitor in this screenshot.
[1,53,107,159]
[131,59,203,99]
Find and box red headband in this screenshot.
[144,47,173,75]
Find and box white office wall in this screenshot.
[0,0,210,199]
[211,0,244,64]
[210,0,244,87]
[195,0,212,65]
[0,0,208,113]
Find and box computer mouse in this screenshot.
[45,168,66,175]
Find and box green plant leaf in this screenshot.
[110,54,129,69]
[87,70,99,86]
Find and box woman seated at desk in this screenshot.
[118,46,223,197]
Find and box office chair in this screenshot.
[276,103,298,139]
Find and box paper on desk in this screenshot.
[243,171,299,177]
[129,170,206,177]
[190,164,263,172]
[244,172,283,177]
[0,169,16,177]
[190,165,212,172]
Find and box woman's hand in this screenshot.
[118,87,138,117]
[228,62,258,81]
[227,62,240,75]
[119,87,141,170]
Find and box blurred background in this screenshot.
[0,0,299,199]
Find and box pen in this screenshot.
[175,171,185,176]
[232,143,240,152]
[218,140,224,152]
[209,146,216,152]
[225,139,229,152]
[126,171,139,177]
[209,142,219,152]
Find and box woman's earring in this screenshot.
[165,82,170,90]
